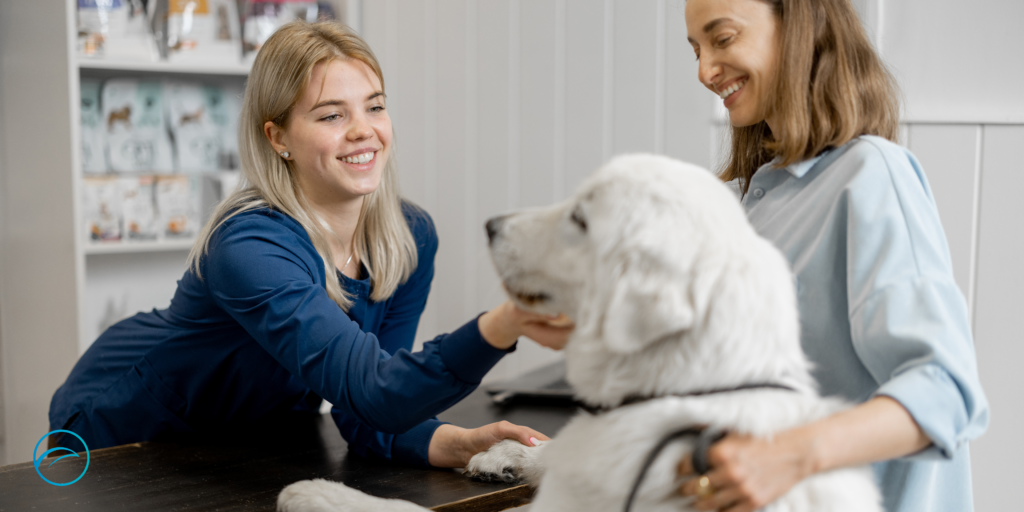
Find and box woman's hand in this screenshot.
[478,301,575,350]
[676,396,931,511]
[678,432,815,511]
[427,421,550,468]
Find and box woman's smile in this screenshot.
[718,77,748,108]
[339,148,379,171]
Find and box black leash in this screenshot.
[612,383,797,512]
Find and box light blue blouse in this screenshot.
[740,136,989,512]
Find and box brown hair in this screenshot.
[721,0,901,194]
[188,21,419,310]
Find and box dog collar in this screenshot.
[614,382,798,512]
[579,382,798,415]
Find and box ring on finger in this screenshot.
[696,475,715,498]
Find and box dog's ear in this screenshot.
[597,261,694,353]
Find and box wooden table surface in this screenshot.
[0,389,578,512]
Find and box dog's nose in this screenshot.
[485,215,507,244]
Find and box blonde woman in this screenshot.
[678,0,988,511]
[49,21,570,468]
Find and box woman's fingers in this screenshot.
[678,454,695,476]
[489,420,550,446]
[692,485,744,512]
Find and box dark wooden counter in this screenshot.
[0,389,578,512]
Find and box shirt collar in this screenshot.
[784,151,827,178]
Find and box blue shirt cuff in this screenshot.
[875,364,970,461]
[439,314,516,384]
[391,418,446,467]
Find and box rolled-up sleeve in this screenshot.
[845,141,989,460]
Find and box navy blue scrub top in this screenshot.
[49,203,511,466]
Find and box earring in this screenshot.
[280,151,290,158]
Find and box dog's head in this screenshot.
[487,154,810,403]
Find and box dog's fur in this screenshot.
[278,154,882,512]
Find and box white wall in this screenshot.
[361,0,715,382]
[0,0,81,465]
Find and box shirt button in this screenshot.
[752,188,765,198]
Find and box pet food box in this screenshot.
[83,176,122,242]
[77,0,159,62]
[156,175,200,239]
[80,79,107,173]
[166,81,224,172]
[121,176,160,241]
[165,0,243,66]
[218,83,243,169]
[242,1,332,65]
[102,79,175,172]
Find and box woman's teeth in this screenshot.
[719,80,746,99]
[342,151,374,164]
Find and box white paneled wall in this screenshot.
[970,126,1024,511]
[883,1,1024,123]
[361,0,715,382]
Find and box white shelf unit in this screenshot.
[78,59,251,76]
[82,239,198,255]
[75,62,249,354]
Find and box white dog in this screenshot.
[277,154,882,512]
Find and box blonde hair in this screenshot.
[187,21,419,310]
[720,0,901,194]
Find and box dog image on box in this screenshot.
[276,154,882,512]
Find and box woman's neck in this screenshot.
[308,196,365,275]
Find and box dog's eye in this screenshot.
[570,205,588,232]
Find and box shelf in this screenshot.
[77,58,250,76]
[84,239,196,255]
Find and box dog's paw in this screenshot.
[465,439,546,486]
[277,479,428,512]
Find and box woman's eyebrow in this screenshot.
[309,91,385,112]
[702,18,734,33]
[686,18,735,44]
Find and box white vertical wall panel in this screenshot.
[563,0,607,194]
[611,0,657,155]
[473,0,517,381]
[518,0,558,209]
[906,124,979,306]
[663,0,713,169]
[393,1,428,210]
[429,0,469,336]
[971,125,1024,511]
[513,0,566,375]
[882,1,1024,123]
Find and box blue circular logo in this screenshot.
[33,430,90,486]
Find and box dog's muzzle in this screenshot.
[485,215,508,244]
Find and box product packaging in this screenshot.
[120,176,160,241]
[241,1,334,65]
[102,79,175,172]
[217,82,244,169]
[77,0,158,61]
[163,0,243,66]
[83,176,123,242]
[156,175,199,239]
[80,79,107,173]
[166,81,224,172]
